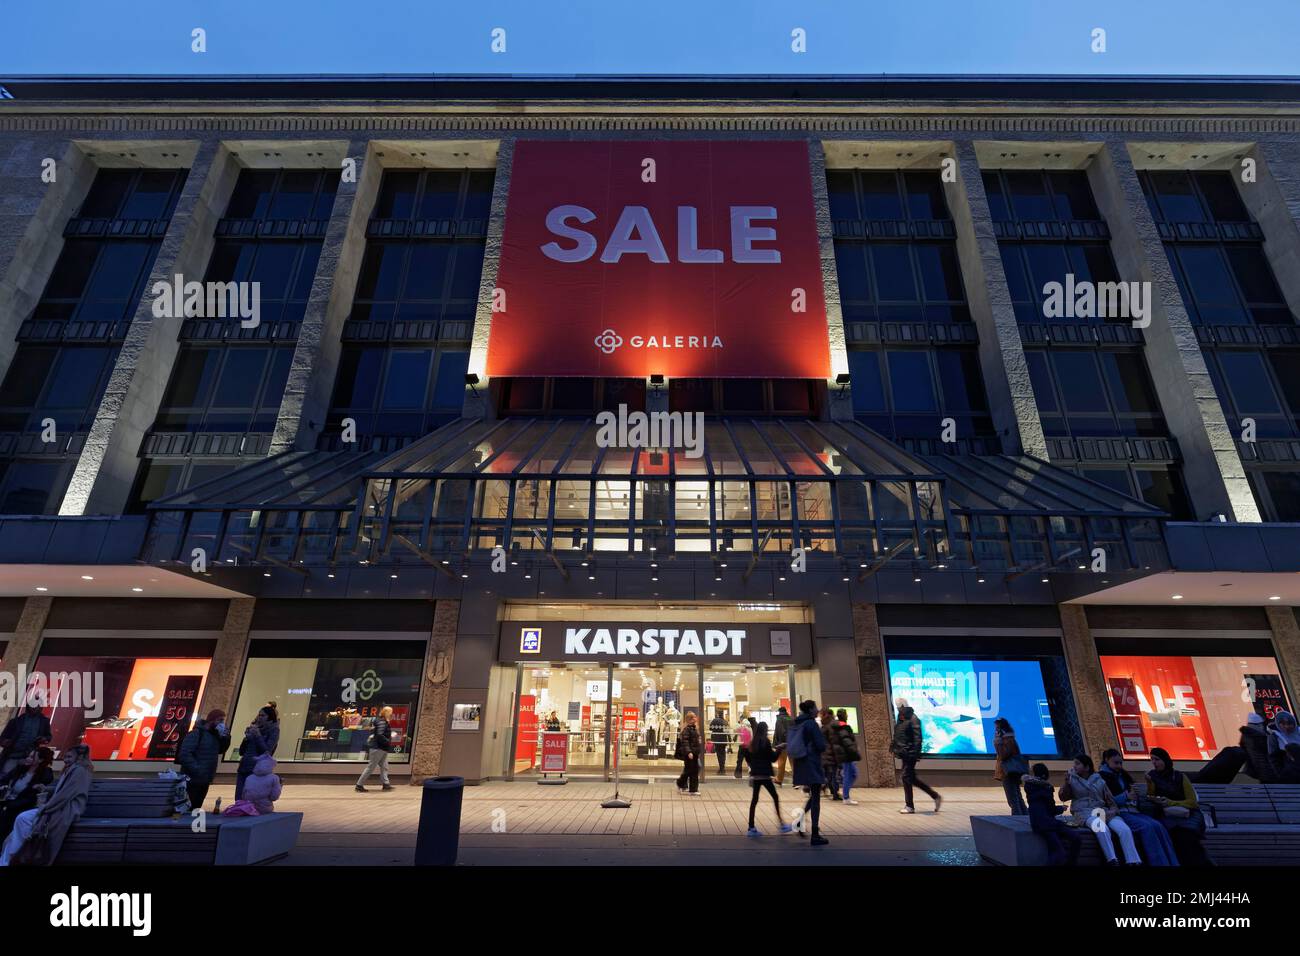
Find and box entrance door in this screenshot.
[607,664,700,779]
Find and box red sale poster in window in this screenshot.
[541,732,568,773]
[1100,657,1216,760]
[515,694,538,770]
[488,140,830,379]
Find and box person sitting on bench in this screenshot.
[1023,763,1082,866]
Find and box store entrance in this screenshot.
[509,662,796,781]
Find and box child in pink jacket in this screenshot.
[241,753,283,815]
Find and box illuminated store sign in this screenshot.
[502,621,813,665]
[488,140,830,379]
[565,626,746,657]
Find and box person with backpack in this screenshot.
[993,717,1028,815]
[773,706,792,785]
[833,709,862,805]
[788,699,829,846]
[675,712,703,795]
[356,706,395,792]
[891,698,941,814]
[744,722,793,837]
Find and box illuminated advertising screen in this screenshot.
[887,658,1057,756]
[488,140,830,379]
[1099,655,1289,760]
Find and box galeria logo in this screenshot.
[594,329,623,354]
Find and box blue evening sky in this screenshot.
[1,0,1296,76]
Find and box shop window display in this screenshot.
[32,655,211,761]
[1100,654,1290,761]
[231,653,422,763]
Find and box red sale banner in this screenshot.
[541,731,569,773]
[488,140,830,379]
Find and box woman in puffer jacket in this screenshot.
[241,754,283,815]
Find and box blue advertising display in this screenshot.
[888,659,1057,756]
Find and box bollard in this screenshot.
[414,775,464,866]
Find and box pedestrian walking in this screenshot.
[744,722,793,837]
[993,717,1028,815]
[819,709,841,800]
[176,709,230,811]
[356,706,395,792]
[788,699,829,846]
[708,711,729,775]
[891,698,941,814]
[733,716,755,779]
[675,712,703,795]
[773,707,792,785]
[834,709,861,804]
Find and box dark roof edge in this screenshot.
[2,74,1300,103]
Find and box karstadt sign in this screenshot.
[486,140,831,379]
[502,621,813,664]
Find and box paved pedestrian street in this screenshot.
[205,778,998,865]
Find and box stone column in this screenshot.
[410,599,459,783]
[0,597,51,726]
[1265,605,1300,713]
[196,598,256,721]
[851,602,897,787]
[61,139,240,515]
[463,137,515,419]
[945,141,1048,458]
[271,138,377,453]
[1058,604,1120,756]
[1237,144,1300,328]
[1088,142,1257,522]
[0,140,97,379]
[809,140,852,422]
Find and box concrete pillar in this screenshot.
[410,599,459,783]
[1057,604,1120,757]
[0,141,97,380]
[196,598,256,721]
[0,596,51,726]
[851,602,897,787]
[1237,143,1300,323]
[809,141,852,422]
[60,140,240,516]
[271,138,377,453]
[946,141,1048,458]
[463,137,515,420]
[1265,605,1300,715]
[1088,142,1258,522]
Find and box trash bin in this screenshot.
[414,776,464,866]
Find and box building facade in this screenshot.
[0,75,1298,785]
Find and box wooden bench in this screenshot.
[971,783,1300,866]
[54,778,302,866]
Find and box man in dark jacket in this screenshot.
[890,698,942,814]
[176,709,230,810]
[0,704,53,778]
[773,707,792,786]
[708,712,729,775]
[790,700,829,846]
